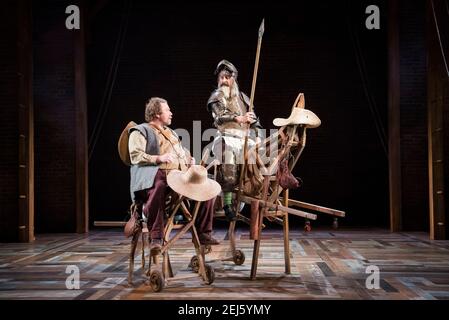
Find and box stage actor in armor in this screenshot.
[207,60,262,221]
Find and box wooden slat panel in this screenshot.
[427,0,447,240]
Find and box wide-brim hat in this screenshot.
[118,121,137,166]
[273,108,321,128]
[214,59,238,79]
[167,165,221,202]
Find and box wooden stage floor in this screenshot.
[1,228,449,300]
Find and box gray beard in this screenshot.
[218,83,242,116]
[220,82,240,100]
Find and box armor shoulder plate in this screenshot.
[207,89,224,111]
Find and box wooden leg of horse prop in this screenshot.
[250,177,270,280]
[127,230,141,286]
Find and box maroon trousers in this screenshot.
[139,170,215,240]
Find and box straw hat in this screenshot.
[167,165,221,202]
[117,121,137,166]
[273,108,321,128]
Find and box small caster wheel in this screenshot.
[233,250,245,265]
[149,270,164,292]
[304,221,312,232]
[145,263,159,277]
[189,255,200,273]
[203,245,212,255]
[332,218,338,230]
[203,264,215,285]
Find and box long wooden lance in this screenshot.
[236,19,265,215]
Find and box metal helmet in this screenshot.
[214,59,238,79]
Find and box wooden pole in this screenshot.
[388,0,402,232]
[249,19,265,113]
[236,19,265,215]
[17,0,34,243]
[74,0,89,233]
[427,0,447,240]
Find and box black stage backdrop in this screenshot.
[86,0,389,228]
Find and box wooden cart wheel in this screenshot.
[149,270,164,292]
[189,255,200,273]
[203,264,215,285]
[233,250,245,265]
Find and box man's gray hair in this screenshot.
[145,97,167,122]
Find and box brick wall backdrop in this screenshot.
[33,0,77,233]
[0,1,20,241]
[399,0,429,231]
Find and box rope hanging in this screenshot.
[346,0,388,157]
[89,0,132,161]
[431,0,449,78]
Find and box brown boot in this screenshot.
[150,239,162,256]
[198,233,220,245]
